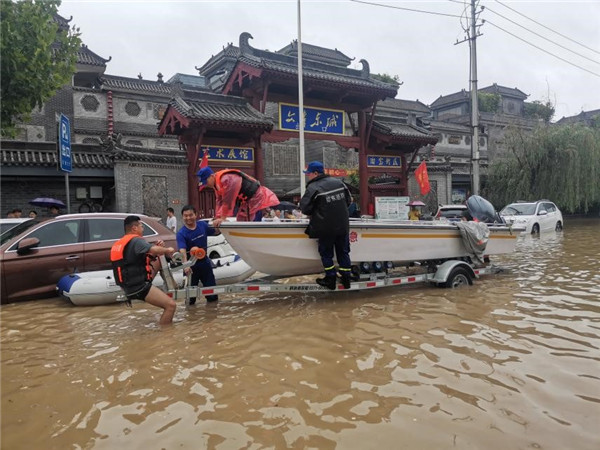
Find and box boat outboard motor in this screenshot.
[466,195,503,223]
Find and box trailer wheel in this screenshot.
[443,267,473,288]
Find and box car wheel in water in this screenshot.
[531,223,540,234]
[555,221,563,231]
[443,267,473,288]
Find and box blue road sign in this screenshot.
[59,114,72,172]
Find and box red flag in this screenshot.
[414,161,431,195]
[199,149,209,168]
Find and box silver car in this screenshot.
[500,200,564,234]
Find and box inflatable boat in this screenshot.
[57,254,255,306]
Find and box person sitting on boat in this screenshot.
[408,206,421,221]
[197,167,279,227]
[176,205,219,305]
[110,215,176,325]
[300,161,352,290]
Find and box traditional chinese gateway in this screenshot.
[159,32,437,216]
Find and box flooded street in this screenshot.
[1,218,599,449]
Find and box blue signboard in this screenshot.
[200,146,254,163]
[367,155,402,168]
[58,114,72,172]
[279,103,344,135]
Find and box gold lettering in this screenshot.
[325,114,338,131]
[228,149,236,159]
[216,148,224,158]
[240,149,249,160]
[285,110,296,123]
[310,112,322,128]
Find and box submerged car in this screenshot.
[500,200,563,234]
[0,213,177,304]
[435,204,468,222]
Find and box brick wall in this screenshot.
[114,161,187,224]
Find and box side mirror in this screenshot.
[16,237,40,255]
[538,210,548,216]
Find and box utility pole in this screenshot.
[469,0,480,195]
[297,0,306,197]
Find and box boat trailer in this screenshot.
[152,255,497,305]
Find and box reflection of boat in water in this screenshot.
[218,219,522,277]
[57,254,255,306]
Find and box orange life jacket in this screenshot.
[110,234,153,287]
[215,169,260,203]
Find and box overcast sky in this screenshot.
[59,0,600,121]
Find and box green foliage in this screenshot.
[1,0,81,137]
[486,124,600,214]
[524,100,555,123]
[345,171,359,189]
[372,73,401,86]
[478,92,500,113]
[589,114,600,129]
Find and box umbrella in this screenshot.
[272,201,298,212]
[29,197,66,209]
[407,200,426,207]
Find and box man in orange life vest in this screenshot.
[110,215,177,325]
[197,167,279,227]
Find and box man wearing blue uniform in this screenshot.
[176,205,219,304]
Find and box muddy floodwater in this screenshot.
[1,218,599,449]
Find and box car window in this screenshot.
[0,220,37,245]
[12,220,81,249]
[87,218,159,243]
[502,204,536,215]
[440,208,465,218]
[544,202,556,212]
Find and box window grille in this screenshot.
[81,95,100,112]
[125,101,141,117]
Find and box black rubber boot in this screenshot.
[340,273,351,289]
[316,275,337,290]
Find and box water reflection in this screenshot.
[1,219,599,449]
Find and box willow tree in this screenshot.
[486,124,600,214]
[1,0,81,137]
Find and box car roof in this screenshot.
[438,204,467,209]
[0,218,31,225]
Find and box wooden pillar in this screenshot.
[186,129,205,210]
[254,132,264,184]
[358,110,369,214]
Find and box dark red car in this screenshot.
[0,213,176,304]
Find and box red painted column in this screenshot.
[358,110,369,214]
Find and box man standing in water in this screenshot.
[110,215,176,324]
[176,205,219,305]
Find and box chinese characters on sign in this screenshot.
[375,196,410,220]
[200,146,254,163]
[279,103,344,135]
[367,155,402,168]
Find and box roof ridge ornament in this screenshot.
[239,32,254,56]
[359,59,370,79]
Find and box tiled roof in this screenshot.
[77,45,110,67]
[479,83,528,99]
[112,146,188,164]
[167,73,208,90]
[277,41,353,67]
[168,94,273,129]
[556,109,600,124]
[377,98,431,115]
[1,147,113,169]
[428,120,471,132]
[100,75,173,95]
[430,89,470,109]
[372,120,437,144]
[240,54,396,94]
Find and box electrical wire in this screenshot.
[495,0,600,56]
[485,20,600,78]
[349,0,462,18]
[485,6,599,65]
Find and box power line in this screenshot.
[485,20,600,78]
[348,0,462,18]
[485,6,599,66]
[494,0,600,56]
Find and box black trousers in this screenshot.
[317,232,351,277]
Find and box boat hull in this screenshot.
[219,220,522,276]
[57,255,255,306]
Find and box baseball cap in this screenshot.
[197,167,214,190]
[303,161,324,174]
